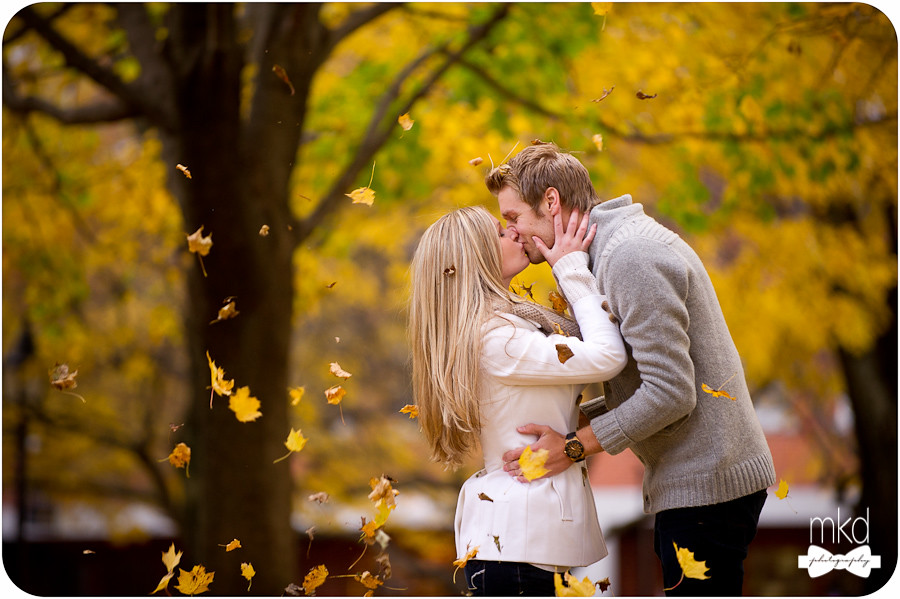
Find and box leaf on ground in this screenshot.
[519,445,550,481]
[229,386,262,422]
[175,565,214,596]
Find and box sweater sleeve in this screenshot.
[481,252,627,384]
[588,236,698,455]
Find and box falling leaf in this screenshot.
[241,563,255,591]
[355,571,384,591]
[272,64,295,95]
[162,442,191,477]
[478,493,494,502]
[368,475,400,509]
[597,577,611,593]
[289,386,306,406]
[308,492,329,504]
[346,161,376,206]
[701,383,736,400]
[168,422,184,434]
[83,549,95,555]
[285,583,303,596]
[591,2,613,16]
[519,445,550,481]
[554,571,599,597]
[556,343,575,364]
[452,546,479,583]
[49,363,86,402]
[302,564,328,595]
[775,479,790,499]
[636,90,658,99]
[511,280,535,299]
[259,224,270,236]
[273,428,308,463]
[375,553,392,580]
[329,362,352,379]
[326,281,337,289]
[443,265,456,277]
[186,226,212,277]
[673,542,711,581]
[229,386,262,422]
[150,543,183,595]
[399,404,418,419]
[397,113,414,131]
[220,539,241,552]
[493,535,502,552]
[176,163,192,179]
[324,385,345,405]
[206,351,234,407]
[548,291,569,314]
[592,133,604,151]
[175,565,214,596]
[209,300,239,324]
[468,157,484,166]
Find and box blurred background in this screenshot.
[2,2,896,596]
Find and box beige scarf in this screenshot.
[508,301,581,339]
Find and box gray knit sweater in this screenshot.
[572,195,776,514]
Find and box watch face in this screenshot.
[565,439,584,459]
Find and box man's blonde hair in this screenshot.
[485,142,599,213]
[408,206,515,468]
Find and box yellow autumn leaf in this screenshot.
[775,478,790,499]
[355,571,383,590]
[175,565,214,596]
[397,112,414,131]
[259,224,270,236]
[554,571,598,597]
[368,475,400,509]
[673,542,711,580]
[548,290,569,314]
[229,386,262,422]
[452,546,479,583]
[176,163,192,179]
[49,362,86,402]
[150,543,183,595]
[303,564,328,595]
[399,404,418,419]
[592,133,603,151]
[701,383,736,401]
[591,2,612,16]
[329,361,352,379]
[273,428,308,463]
[346,161,376,206]
[519,445,550,481]
[324,385,345,405]
[289,386,306,405]
[206,351,234,407]
[272,64,295,95]
[162,442,191,477]
[241,562,255,591]
[221,539,241,552]
[209,300,239,324]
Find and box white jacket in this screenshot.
[454,252,627,569]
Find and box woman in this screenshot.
[408,205,626,595]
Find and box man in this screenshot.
[487,143,776,596]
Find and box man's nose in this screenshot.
[508,227,520,241]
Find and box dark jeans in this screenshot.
[463,560,556,596]
[654,489,767,596]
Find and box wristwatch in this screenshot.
[564,432,585,462]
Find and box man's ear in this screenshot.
[545,187,560,215]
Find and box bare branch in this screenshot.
[296,4,512,243]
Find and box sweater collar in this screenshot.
[588,194,644,262]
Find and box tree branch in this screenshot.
[326,2,404,53]
[296,3,512,243]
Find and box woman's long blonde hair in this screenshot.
[408,206,515,468]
